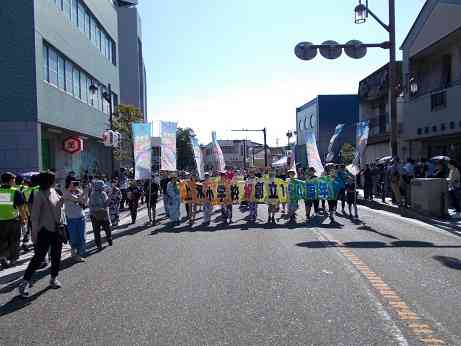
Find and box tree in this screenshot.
[176,127,196,171]
[112,104,144,167]
[340,143,355,164]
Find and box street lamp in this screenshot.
[354,0,368,24]
[90,82,115,177]
[354,0,398,157]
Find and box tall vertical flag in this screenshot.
[326,124,345,162]
[304,131,324,175]
[161,121,177,171]
[190,136,204,179]
[132,123,152,180]
[347,121,370,175]
[211,131,225,172]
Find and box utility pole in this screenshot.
[232,128,269,167]
[388,0,398,157]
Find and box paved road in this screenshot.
[1,203,460,345]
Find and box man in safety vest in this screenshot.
[0,172,27,269]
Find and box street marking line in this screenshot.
[318,232,448,346]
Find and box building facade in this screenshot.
[296,95,359,167]
[117,2,147,119]
[201,140,263,171]
[0,0,120,180]
[358,63,404,163]
[400,0,461,163]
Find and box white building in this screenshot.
[400,0,461,162]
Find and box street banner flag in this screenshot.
[304,131,324,175]
[160,121,177,171]
[347,121,370,176]
[132,123,152,180]
[211,131,226,172]
[190,136,204,180]
[326,124,345,162]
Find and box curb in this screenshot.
[357,199,461,233]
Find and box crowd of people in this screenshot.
[0,169,160,298]
[0,157,459,299]
[359,157,461,214]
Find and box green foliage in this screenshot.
[112,104,144,163]
[176,127,196,171]
[340,143,355,164]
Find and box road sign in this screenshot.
[319,40,342,60]
[63,137,83,154]
[294,42,317,61]
[345,40,367,59]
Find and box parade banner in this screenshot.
[132,123,152,180]
[161,121,177,171]
[326,124,345,163]
[190,136,205,180]
[211,131,226,172]
[348,121,370,176]
[317,176,335,200]
[304,131,324,175]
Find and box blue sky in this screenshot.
[138,0,425,146]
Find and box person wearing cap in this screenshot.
[89,180,113,251]
[0,172,27,268]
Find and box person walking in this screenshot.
[202,173,213,226]
[447,160,461,215]
[119,168,129,210]
[167,175,181,226]
[335,164,349,214]
[89,180,113,251]
[0,172,27,269]
[402,158,415,207]
[18,171,65,297]
[108,179,122,227]
[127,181,142,224]
[144,177,159,225]
[389,158,402,205]
[362,165,374,201]
[160,172,171,218]
[304,167,319,221]
[287,170,299,224]
[63,179,88,262]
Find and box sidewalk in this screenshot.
[356,190,461,234]
[0,203,158,285]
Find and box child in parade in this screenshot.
[202,173,213,226]
[304,167,319,222]
[328,169,342,223]
[266,170,279,224]
[246,170,258,223]
[220,172,233,225]
[144,177,160,225]
[287,169,298,224]
[109,178,122,227]
[187,175,198,226]
[345,177,358,219]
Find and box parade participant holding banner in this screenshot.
[304,167,319,222]
[167,175,181,226]
[217,172,233,225]
[245,170,258,223]
[265,170,279,224]
[187,175,199,226]
[202,173,213,226]
[287,170,299,224]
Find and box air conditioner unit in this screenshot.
[411,178,449,218]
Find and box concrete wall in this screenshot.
[35,0,119,139]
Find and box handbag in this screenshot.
[41,190,69,244]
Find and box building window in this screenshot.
[96,26,102,51]
[424,127,429,134]
[432,125,437,133]
[43,45,49,82]
[80,72,88,103]
[48,48,58,86]
[431,91,447,111]
[441,123,446,131]
[65,60,73,95]
[73,67,80,99]
[90,17,97,45]
[63,0,71,21]
[441,54,452,88]
[417,128,422,135]
[450,121,455,130]
[78,2,85,32]
[58,55,65,90]
[84,11,90,39]
[71,0,78,26]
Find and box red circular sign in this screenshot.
[63,137,83,154]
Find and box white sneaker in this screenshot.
[49,277,62,289]
[18,280,31,298]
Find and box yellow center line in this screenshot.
[319,232,447,345]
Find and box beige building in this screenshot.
[400,0,461,162]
